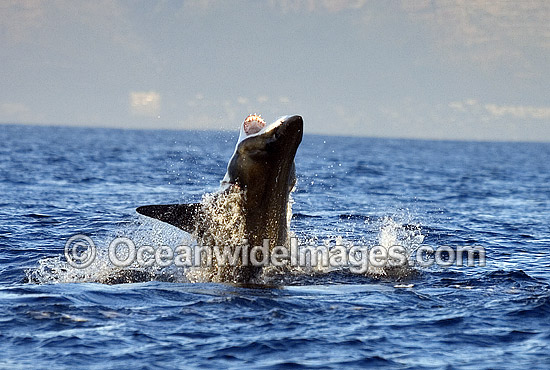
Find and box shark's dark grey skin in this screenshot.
[136,115,303,282]
[223,115,302,248]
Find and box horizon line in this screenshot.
[2,121,549,145]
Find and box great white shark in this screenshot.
[136,114,303,283]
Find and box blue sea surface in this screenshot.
[1,123,549,369]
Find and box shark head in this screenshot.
[223,115,303,192]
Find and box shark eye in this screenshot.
[243,114,266,135]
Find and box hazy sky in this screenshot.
[1,0,549,141]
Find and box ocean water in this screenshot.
[1,123,549,369]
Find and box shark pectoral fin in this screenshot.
[136,203,201,234]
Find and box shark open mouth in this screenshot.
[243,114,266,136]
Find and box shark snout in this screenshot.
[274,115,303,149]
[281,115,303,133]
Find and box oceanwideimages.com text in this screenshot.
[64,235,486,272]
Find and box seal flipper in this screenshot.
[136,203,201,234]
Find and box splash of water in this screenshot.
[27,190,424,285]
[263,212,424,281]
[186,186,249,283]
[26,218,193,284]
